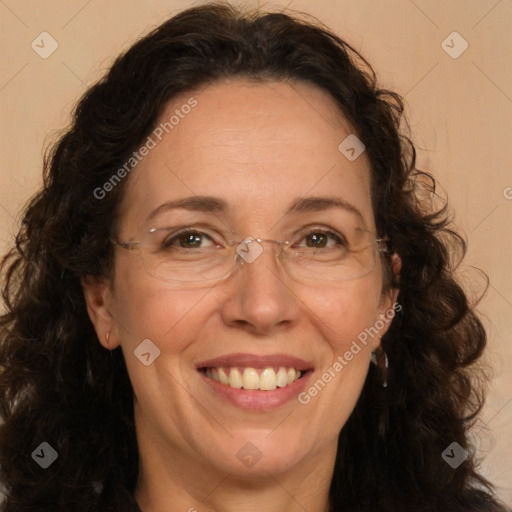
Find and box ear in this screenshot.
[82,275,120,350]
[374,253,401,349]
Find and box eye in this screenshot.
[295,229,347,249]
[161,228,218,250]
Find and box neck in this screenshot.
[135,472,332,512]
[133,423,335,512]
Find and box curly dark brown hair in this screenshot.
[0,3,507,511]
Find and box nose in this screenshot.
[219,239,301,335]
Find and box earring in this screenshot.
[106,332,111,345]
[371,346,388,388]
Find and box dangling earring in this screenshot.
[106,332,111,346]
[371,345,389,388]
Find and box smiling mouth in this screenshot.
[200,366,307,391]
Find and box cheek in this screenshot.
[296,278,383,440]
[110,269,212,412]
[306,273,384,352]
[111,261,207,353]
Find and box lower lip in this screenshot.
[199,370,313,410]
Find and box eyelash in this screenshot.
[160,227,347,250]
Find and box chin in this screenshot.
[200,431,313,478]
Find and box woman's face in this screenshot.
[85,79,398,484]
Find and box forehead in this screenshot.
[118,79,374,233]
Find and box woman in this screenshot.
[0,3,508,511]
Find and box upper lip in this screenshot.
[196,353,314,371]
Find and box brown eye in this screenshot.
[297,230,346,249]
[162,229,215,250]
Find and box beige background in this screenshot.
[0,0,511,504]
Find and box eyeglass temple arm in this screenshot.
[110,238,139,250]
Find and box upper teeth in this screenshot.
[204,366,302,390]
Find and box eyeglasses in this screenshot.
[111,224,389,286]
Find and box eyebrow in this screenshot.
[146,195,365,224]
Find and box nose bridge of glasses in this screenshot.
[232,237,286,268]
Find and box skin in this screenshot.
[83,78,400,512]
